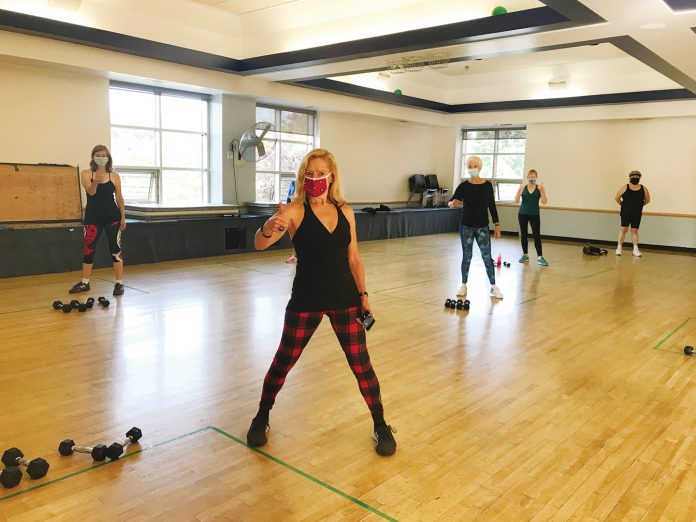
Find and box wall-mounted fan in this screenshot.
[231,121,276,162]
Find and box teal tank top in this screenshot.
[519,185,541,215]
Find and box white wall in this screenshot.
[0,38,694,250]
[319,112,456,203]
[0,60,110,167]
[525,118,696,215]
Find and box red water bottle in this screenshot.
[496,254,502,268]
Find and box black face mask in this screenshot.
[630,177,640,185]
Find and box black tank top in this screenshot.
[84,172,120,223]
[620,184,645,214]
[286,203,360,312]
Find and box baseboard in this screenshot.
[499,230,696,254]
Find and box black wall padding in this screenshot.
[0,208,459,278]
[354,207,458,241]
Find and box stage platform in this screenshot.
[0,206,459,278]
[125,203,240,220]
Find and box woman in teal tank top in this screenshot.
[514,169,548,266]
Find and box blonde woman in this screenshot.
[247,149,396,457]
[513,169,548,266]
[448,155,503,299]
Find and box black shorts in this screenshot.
[620,212,642,229]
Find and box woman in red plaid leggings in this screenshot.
[246,148,396,457]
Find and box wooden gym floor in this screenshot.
[0,233,694,521]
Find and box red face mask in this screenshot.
[303,174,330,197]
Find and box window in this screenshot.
[461,128,526,201]
[255,105,316,203]
[109,83,210,205]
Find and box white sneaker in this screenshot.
[490,285,503,299]
[633,247,641,257]
[456,284,467,297]
[615,247,622,256]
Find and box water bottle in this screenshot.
[496,253,502,268]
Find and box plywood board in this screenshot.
[0,163,81,223]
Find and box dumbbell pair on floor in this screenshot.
[59,427,142,462]
[0,448,50,489]
[2,428,142,489]
[445,298,470,311]
[52,296,110,313]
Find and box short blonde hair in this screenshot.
[293,148,346,207]
[466,155,483,170]
[528,169,538,177]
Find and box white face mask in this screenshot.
[94,156,108,167]
[467,168,480,178]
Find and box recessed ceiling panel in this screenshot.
[190,0,300,15]
[660,0,696,12]
[331,43,681,105]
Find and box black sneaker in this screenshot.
[113,283,125,296]
[69,282,90,294]
[246,416,269,447]
[373,424,397,456]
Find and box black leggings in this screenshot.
[83,221,122,264]
[518,214,542,256]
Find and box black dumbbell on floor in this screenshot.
[52,300,63,310]
[106,427,142,460]
[97,297,110,308]
[1,448,50,480]
[78,298,96,312]
[685,346,694,356]
[0,465,23,489]
[456,299,470,310]
[58,439,108,461]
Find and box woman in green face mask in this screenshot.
[68,144,127,297]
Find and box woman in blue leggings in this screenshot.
[448,156,503,300]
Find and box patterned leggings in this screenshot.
[259,306,383,418]
[83,221,122,264]
[459,224,495,285]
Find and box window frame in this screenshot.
[460,127,527,202]
[255,104,316,203]
[109,81,211,205]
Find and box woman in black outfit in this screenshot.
[246,148,396,457]
[448,155,503,299]
[69,144,126,296]
[614,170,650,257]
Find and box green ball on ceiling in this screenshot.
[491,6,507,15]
[393,89,403,95]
